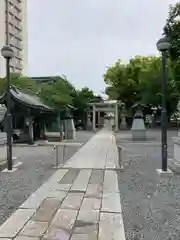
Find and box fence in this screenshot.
[51,142,82,168]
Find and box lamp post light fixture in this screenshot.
[156,36,171,172]
[1,45,14,171]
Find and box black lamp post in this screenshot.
[156,36,171,172]
[1,45,14,171]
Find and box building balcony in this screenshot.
[9,60,14,68]
[14,19,22,31]
[8,26,15,35]
[14,0,22,11]
[15,41,22,50]
[8,15,14,25]
[8,0,14,5]
[15,30,22,40]
[15,51,22,60]
[14,11,22,21]
[15,62,23,70]
[9,38,15,47]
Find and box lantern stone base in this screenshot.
[65,118,76,140]
[131,129,146,141]
[131,118,146,141]
[168,136,180,173]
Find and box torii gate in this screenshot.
[88,100,121,131]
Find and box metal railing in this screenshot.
[117,145,124,169]
[51,142,82,169]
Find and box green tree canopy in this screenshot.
[0,73,101,118]
[139,57,178,115]
[72,87,102,121]
[104,55,179,116]
[104,56,153,109]
[39,76,75,109]
[164,2,180,87]
[0,73,38,95]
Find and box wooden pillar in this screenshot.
[42,120,47,140]
[27,116,34,144]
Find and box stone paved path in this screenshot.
[0,130,125,240]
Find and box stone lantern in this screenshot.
[131,104,146,141]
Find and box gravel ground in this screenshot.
[0,131,94,226]
[116,130,180,240]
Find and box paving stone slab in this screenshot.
[59,169,80,184]
[19,221,49,237]
[85,184,103,198]
[43,209,77,239]
[20,190,66,209]
[78,209,99,223]
[103,170,119,193]
[94,150,107,169]
[0,209,36,238]
[80,197,101,211]
[15,237,39,240]
[70,233,97,240]
[73,220,98,235]
[101,193,122,213]
[32,198,61,222]
[50,209,78,230]
[52,184,71,191]
[42,227,70,240]
[88,170,104,184]
[78,197,100,223]
[105,151,116,169]
[71,170,92,192]
[47,169,68,183]
[20,191,46,209]
[61,193,83,210]
[20,168,68,209]
[99,212,126,240]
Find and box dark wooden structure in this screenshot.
[0,86,53,144]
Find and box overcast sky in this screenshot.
[28,0,177,94]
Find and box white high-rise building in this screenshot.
[0,0,28,77]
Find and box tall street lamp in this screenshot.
[156,36,171,172]
[1,45,14,171]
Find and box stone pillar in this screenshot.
[131,111,146,141]
[169,132,180,173]
[92,105,96,131]
[65,117,76,139]
[115,104,119,132]
[120,114,127,129]
[86,112,92,130]
[98,111,101,128]
[60,124,64,141]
